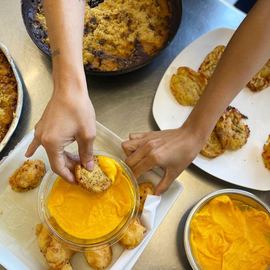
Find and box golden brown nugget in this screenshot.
[36,224,74,270]
[198,45,225,79]
[119,218,146,249]
[200,130,224,158]
[215,107,250,150]
[170,67,208,106]
[247,59,270,92]
[9,160,46,192]
[84,245,112,270]
[74,159,112,193]
[262,135,270,170]
[138,182,154,212]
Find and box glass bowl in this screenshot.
[38,151,139,251]
[184,189,270,270]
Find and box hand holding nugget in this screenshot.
[25,0,96,184]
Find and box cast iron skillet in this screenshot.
[21,0,182,76]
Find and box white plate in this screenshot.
[153,28,270,191]
[0,43,23,152]
[0,122,182,270]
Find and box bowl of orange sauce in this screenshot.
[184,189,270,270]
[38,151,139,251]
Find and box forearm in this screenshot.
[44,0,86,92]
[184,0,270,141]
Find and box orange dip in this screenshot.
[47,156,134,240]
[190,195,270,270]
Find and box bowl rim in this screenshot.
[38,150,140,251]
[0,42,24,153]
[183,188,270,270]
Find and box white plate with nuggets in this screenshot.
[0,122,182,270]
[153,28,270,191]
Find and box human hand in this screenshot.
[25,79,96,183]
[122,127,205,195]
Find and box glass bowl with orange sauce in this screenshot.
[38,151,139,251]
[184,189,270,270]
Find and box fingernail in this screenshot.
[86,160,94,170]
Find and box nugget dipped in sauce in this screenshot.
[75,156,113,193]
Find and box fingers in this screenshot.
[155,170,176,196]
[129,132,146,140]
[132,156,155,178]
[76,131,95,170]
[64,151,80,162]
[25,137,41,157]
[63,151,79,171]
[126,139,159,168]
[46,148,76,183]
[123,131,158,156]
[122,138,145,156]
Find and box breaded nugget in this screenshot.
[215,106,250,150]
[138,182,154,212]
[84,244,112,270]
[74,158,112,193]
[170,67,208,106]
[198,45,225,79]
[60,263,73,270]
[36,224,74,270]
[119,218,146,249]
[200,130,224,158]
[262,135,270,170]
[247,59,270,92]
[9,160,46,192]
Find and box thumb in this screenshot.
[76,134,95,170]
[155,169,176,195]
[25,137,40,157]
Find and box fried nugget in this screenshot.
[60,263,73,270]
[84,245,112,270]
[36,224,74,270]
[138,182,154,212]
[170,67,208,106]
[119,218,146,249]
[200,130,224,158]
[74,158,112,193]
[198,45,225,79]
[9,160,46,192]
[247,59,270,92]
[215,106,250,150]
[262,135,270,170]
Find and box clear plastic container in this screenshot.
[38,151,139,251]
